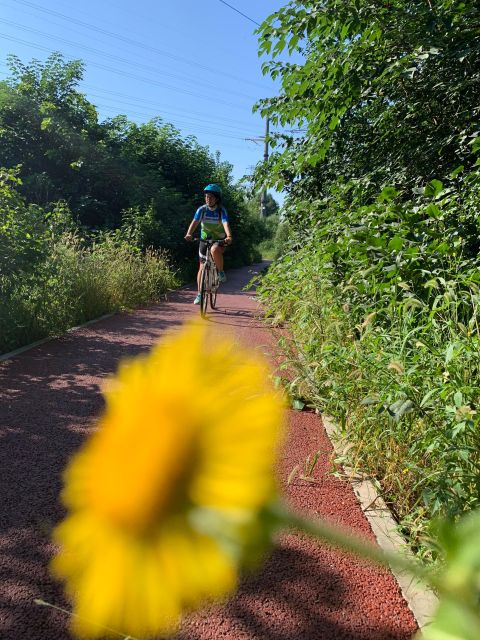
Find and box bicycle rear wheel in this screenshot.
[199,263,209,317]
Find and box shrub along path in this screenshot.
[0,262,417,640]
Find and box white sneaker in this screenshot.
[218,271,227,283]
[193,294,201,304]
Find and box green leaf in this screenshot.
[388,236,403,252]
[40,117,52,130]
[445,343,456,364]
[292,399,305,411]
[422,599,480,640]
[378,186,398,202]
[388,398,414,420]
[425,179,444,198]
[420,388,438,408]
[449,165,464,178]
[471,138,480,153]
[426,203,442,218]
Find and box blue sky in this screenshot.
[0,0,288,205]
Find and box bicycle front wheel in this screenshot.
[209,266,219,309]
[210,287,217,309]
[199,263,209,317]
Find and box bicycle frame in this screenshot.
[199,239,223,317]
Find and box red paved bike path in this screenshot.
[0,262,418,640]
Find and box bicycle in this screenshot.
[196,238,226,318]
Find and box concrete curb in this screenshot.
[0,313,115,363]
[321,415,438,632]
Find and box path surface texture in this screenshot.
[0,262,418,640]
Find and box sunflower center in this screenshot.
[88,402,196,533]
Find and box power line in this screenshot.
[84,86,257,128]
[0,18,258,103]
[0,32,255,111]
[87,93,255,133]
[92,100,260,139]
[0,62,265,131]
[5,0,270,91]
[0,69,263,142]
[217,0,261,27]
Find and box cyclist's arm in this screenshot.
[185,219,200,240]
[222,220,233,244]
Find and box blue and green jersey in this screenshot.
[194,205,228,240]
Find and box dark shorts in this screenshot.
[199,240,225,264]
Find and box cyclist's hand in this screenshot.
[185,233,193,241]
[225,236,232,245]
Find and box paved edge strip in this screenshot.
[321,415,438,633]
[0,313,115,363]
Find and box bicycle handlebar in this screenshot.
[188,237,228,246]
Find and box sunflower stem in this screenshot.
[267,502,434,585]
[268,503,480,623]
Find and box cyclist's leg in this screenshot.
[199,258,210,316]
[211,243,226,281]
[197,263,203,291]
[195,241,208,304]
[193,264,202,304]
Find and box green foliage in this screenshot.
[0,167,48,279]
[423,511,480,640]
[258,167,480,555]
[246,192,280,218]
[271,219,291,259]
[0,174,177,354]
[0,53,261,269]
[0,167,76,288]
[254,1,480,567]
[255,0,480,200]
[248,213,280,259]
[1,232,177,354]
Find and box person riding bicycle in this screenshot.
[184,183,232,305]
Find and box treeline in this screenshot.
[0,53,270,353]
[0,52,265,266]
[254,0,480,558]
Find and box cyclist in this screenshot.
[184,183,232,304]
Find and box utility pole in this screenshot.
[260,116,270,218]
[245,116,270,218]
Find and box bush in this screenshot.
[0,230,177,354]
[258,172,480,560]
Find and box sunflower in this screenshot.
[51,322,284,639]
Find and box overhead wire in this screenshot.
[0,18,259,103]
[92,100,260,139]
[0,68,265,144]
[0,62,266,132]
[82,85,260,128]
[217,0,261,27]
[87,93,256,133]
[4,0,270,91]
[0,32,258,111]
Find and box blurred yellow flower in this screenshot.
[51,322,284,639]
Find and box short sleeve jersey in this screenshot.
[194,205,228,240]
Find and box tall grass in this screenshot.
[258,182,480,561]
[0,233,178,354]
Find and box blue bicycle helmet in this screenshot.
[203,183,222,197]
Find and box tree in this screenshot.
[0,52,266,267]
[247,192,279,217]
[254,0,480,212]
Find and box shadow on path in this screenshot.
[0,261,416,640]
[177,543,413,640]
[0,294,192,639]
